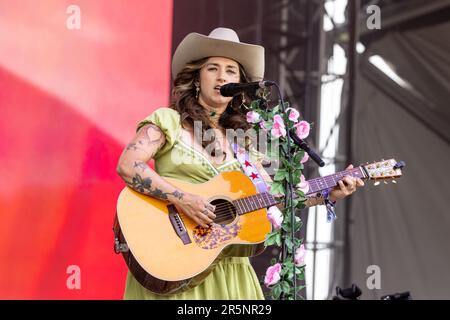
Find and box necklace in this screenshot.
[209,110,222,127]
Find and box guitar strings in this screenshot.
[209,201,268,217]
[178,199,270,223]
[211,203,241,215]
[212,205,265,219]
[212,201,268,212]
[210,196,270,212]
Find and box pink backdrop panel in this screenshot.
[0,0,173,299]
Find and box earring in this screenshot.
[240,92,248,109]
[195,82,200,99]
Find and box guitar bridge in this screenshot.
[168,204,192,245]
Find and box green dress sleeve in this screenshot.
[136,107,181,159]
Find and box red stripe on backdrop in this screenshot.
[0,1,173,299]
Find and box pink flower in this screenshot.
[267,206,283,230]
[296,175,309,194]
[246,111,261,123]
[271,114,286,138]
[287,108,300,122]
[264,263,282,287]
[294,120,310,139]
[300,152,309,164]
[294,244,306,267]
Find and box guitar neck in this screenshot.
[233,166,368,215]
[305,166,367,196]
[233,193,278,216]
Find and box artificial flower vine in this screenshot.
[246,98,311,300]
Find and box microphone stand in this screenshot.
[290,132,325,167]
[272,83,297,300]
[269,83,324,300]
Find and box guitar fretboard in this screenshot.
[232,167,367,215]
[233,193,277,215]
[306,167,366,195]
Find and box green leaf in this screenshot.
[272,104,280,114]
[294,219,303,232]
[275,233,282,246]
[284,259,294,269]
[281,222,291,232]
[293,238,302,247]
[280,281,291,294]
[269,182,285,195]
[250,100,260,109]
[296,271,305,281]
[264,231,280,246]
[264,121,274,130]
[272,284,282,300]
[293,150,305,164]
[285,237,295,252]
[295,199,306,210]
[295,188,306,200]
[292,169,302,185]
[273,169,287,182]
[280,143,288,156]
[281,157,291,170]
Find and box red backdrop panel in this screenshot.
[0,0,172,299]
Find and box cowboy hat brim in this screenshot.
[171,32,265,81]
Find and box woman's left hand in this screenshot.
[329,164,365,202]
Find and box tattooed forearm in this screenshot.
[171,190,185,201]
[133,161,148,172]
[125,173,185,203]
[126,142,139,151]
[127,174,169,200]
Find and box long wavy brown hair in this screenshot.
[170,57,254,156]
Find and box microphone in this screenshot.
[219,80,276,97]
[290,130,325,167]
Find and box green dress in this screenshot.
[123,107,265,300]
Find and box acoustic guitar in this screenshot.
[114,159,404,295]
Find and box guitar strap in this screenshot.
[231,143,269,193]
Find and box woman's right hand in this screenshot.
[172,193,216,228]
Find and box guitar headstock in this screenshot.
[363,159,405,183]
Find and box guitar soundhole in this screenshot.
[210,199,236,225]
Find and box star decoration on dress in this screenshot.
[244,160,252,167]
[250,172,259,180]
[237,148,246,155]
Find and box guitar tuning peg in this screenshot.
[392,180,397,184]
[383,181,388,184]
[374,181,380,186]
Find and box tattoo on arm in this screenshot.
[133,161,148,172]
[126,142,139,151]
[142,124,165,155]
[125,124,165,155]
[126,173,185,202]
[172,190,185,201]
[127,173,169,200]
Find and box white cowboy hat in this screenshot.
[171,27,265,81]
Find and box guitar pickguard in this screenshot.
[192,222,242,249]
